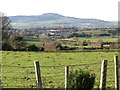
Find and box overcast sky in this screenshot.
[0,0,119,21]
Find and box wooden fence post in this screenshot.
[100,60,108,90]
[34,60,42,89]
[114,55,119,90]
[65,66,69,90]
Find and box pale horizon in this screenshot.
[0,0,119,21]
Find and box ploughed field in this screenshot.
[1,50,119,88]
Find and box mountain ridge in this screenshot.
[9,13,117,29]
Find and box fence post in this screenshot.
[65,66,69,90]
[34,60,42,90]
[114,55,119,90]
[100,60,108,90]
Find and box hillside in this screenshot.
[9,13,117,29]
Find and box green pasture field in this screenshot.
[79,37,118,42]
[2,50,119,88]
[24,37,43,47]
[63,44,92,48]
[76,30,107,34]
[26,41,43,47]
[78,37,118,42]
[25,37,118,49]
[60,37,118,42]
[76,28,117,34]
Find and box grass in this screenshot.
[63,44,92,48]
[2,50,119,88]
[76,30,106,34]
[24,37,43,47]
[26,41,43,47]
[60,37,118,42]
[78,37,118,42]
[24,37,39,41]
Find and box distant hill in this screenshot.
[9,13,118,29]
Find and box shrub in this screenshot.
[9,34,26,50]
[2,42,13,51]
[26,45,39,51]
[39,47,44,51]
[109,42,119,49]
[82,40,88,46]
[68,69,95,90]
[68,33,91,38]
[44,40,62,51]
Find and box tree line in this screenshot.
[0,13,39,51]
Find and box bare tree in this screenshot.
[0,12,11,41]
[0,12,13,50]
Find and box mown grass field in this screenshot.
[76,30,107,34]
[60,37,118,42]
[26,41,43,47]
[24,37,43,47]
[2,50,119,88]
[76,29,118,35]
[77,37,118,42]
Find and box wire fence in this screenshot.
[1,60,117,89]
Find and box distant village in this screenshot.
[10,27,119,40]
